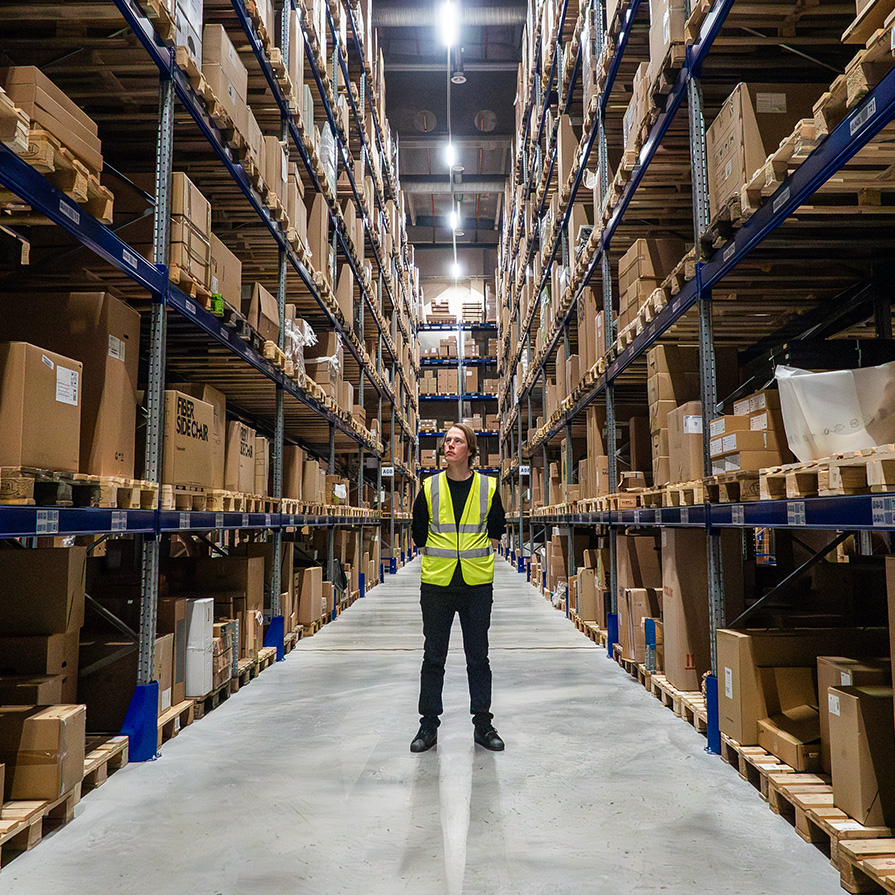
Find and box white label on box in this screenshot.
[726,454,743,472]
[756,92,787,114]
[56,366,79,406]
[179,512,190,529]
[211,275,220,293]
[722,433,738,452]
[841,671,853,685]
[733,398,751,416]
[108,334,125,361]
[215,512,224,529]
[111,511,127,532]
[334,484,348,499]
[161,687,172,711]
[723,159,732,182]
[683,415,703,434]
[724,666,733,700]
[710,419,727,437]
[59,199,80,225]
[710,436,723,456]
[41,354,55,371]
[750,412,768,431]
[828,693,841,717]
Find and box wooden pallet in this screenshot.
[703,470,762,503]
[2,128,113,225]
[0,86,29,155]
[301,616,325,638]
[73,474,159,509]
[838,840,895,894]
[157,699,195,748]
[160,484,207,511]
[0,783,82,868]
[82,736,129,793]
[649,674,708,734]
[258,645,277,671]
[230,657,260,692]
[169,265,212,307]
[0,466,100,507]
[638,488,666,508]
[193,680,231,720]
[263,341,287,369]
[664,480,705,507]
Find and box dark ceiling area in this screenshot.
[377,0,526,277]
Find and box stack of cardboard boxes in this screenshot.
[618,239,686,333]
[709,389,791,473]
[169,172,212,290]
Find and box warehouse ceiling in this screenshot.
[377,0,525,280]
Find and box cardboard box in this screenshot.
[0,292,140,478]
[224,420,256,493]
[178,383,226,490]
[0,631,80,698]
[202,24,248,131]
[707,83,826,220]
[0,547,86,636]
[0,342,82,473]
[163,390,215,489]
[616,533,661,611]
[619,238,687,296]
[0,705,86,800]
[155,632,174,713]
[621,587,662,663]
[185,597,213,698]
[172,0,203,59]
[0,67,102,171]
[667,401,704,482]
[296,566,323,625]
[646,344,699,378]
[210,234,242,303]
[733,388,780,416]
[262,136,289,206]
[817,656,891,773]
[647,0,687,87]
[158,597,188,708]
[647,372,701,407]
[171,171,211,236]
[757,705,822,772]
[828,686,895,826]
[243,283,280,344]
[0,675,64,705]
[717,628,889,744]
[710,429,779,458]
[254,435,270,496]
[283,444,304,500]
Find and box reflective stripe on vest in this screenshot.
[420,472,496,587]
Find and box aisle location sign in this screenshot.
[382,466,395,477]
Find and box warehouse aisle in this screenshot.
[2,559,842,895]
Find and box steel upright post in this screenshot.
[124,74,174,762]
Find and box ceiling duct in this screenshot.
[372,6,526,27]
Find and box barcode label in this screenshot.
[787,501,806,526]
[59,200,80,225]
[122,249,139,269]
[242,513,249,528]
[723,243,736,262]
[221,329,230,340]
[872,496,895,526]
[731,505,745,525]
[36,509,59,534]
[265,513,272,527]
[215,513,224,529]
[773,187,790,214]
[111,511,127,532]
[850,97,876,136]
[185,301,196,316]
[680,507,689,523]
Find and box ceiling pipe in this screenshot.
[372,6,526,27]
[401,177,506,194]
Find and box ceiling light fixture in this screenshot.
[445,141,455,168]
[440,1,460,48]
[451,261,462,280]
[449,209,459,231]
[451,48,466,84]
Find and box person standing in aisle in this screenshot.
[410,423,506,753]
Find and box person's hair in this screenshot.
[441,423,477,464]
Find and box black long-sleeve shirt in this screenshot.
[413,473,506,593]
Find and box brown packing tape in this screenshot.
[0,749,62,766]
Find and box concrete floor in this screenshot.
[1,557,844,895]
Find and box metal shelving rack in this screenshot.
[497,0,895,752]
[0,0,420,759]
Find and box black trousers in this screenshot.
[418,584,493,725]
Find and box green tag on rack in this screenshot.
[209,294,225,316]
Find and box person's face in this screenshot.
[443,427,471,465]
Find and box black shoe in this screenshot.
[410,726,438,753]
[474,724,505,751]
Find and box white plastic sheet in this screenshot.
[775,361,895,461]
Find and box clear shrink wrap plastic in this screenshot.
[284,318,316,378]
[775,361,895,461]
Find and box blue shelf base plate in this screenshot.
[517,554,525,574]
[263,615,285,661]
[359,572,366,597]
[606,613,619,659]
[705,674,721,754]
[121,681,160,762]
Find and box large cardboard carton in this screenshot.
[224,420,256,493]
[647,0,686,87]
[242,283,280,344]
[0,292,140,477]
[162,390,215,488]
[757,705,822,772]
[210,234,242,304]
[706,83,826,220]
[202,24,248,132]
[178,383,226,490]
[185,597,213,698]
[0,705,86,800]
[667,401,704,482]
[817,656,891,773]
[0,675,64,704]
[717,628,889,744]
[0,547,86,636]
[254,435,270,497]
[158,598,188,708]
[0,631,79,701]
[616,532,661,612]
[171,171,211,236]
[0,67,102,171]
[283,444,304,500]
[621,587,663,663]
[0,342,82,472]
[296,566,323,624]
[828,686,895,826]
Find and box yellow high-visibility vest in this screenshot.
[420,471,497,587]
